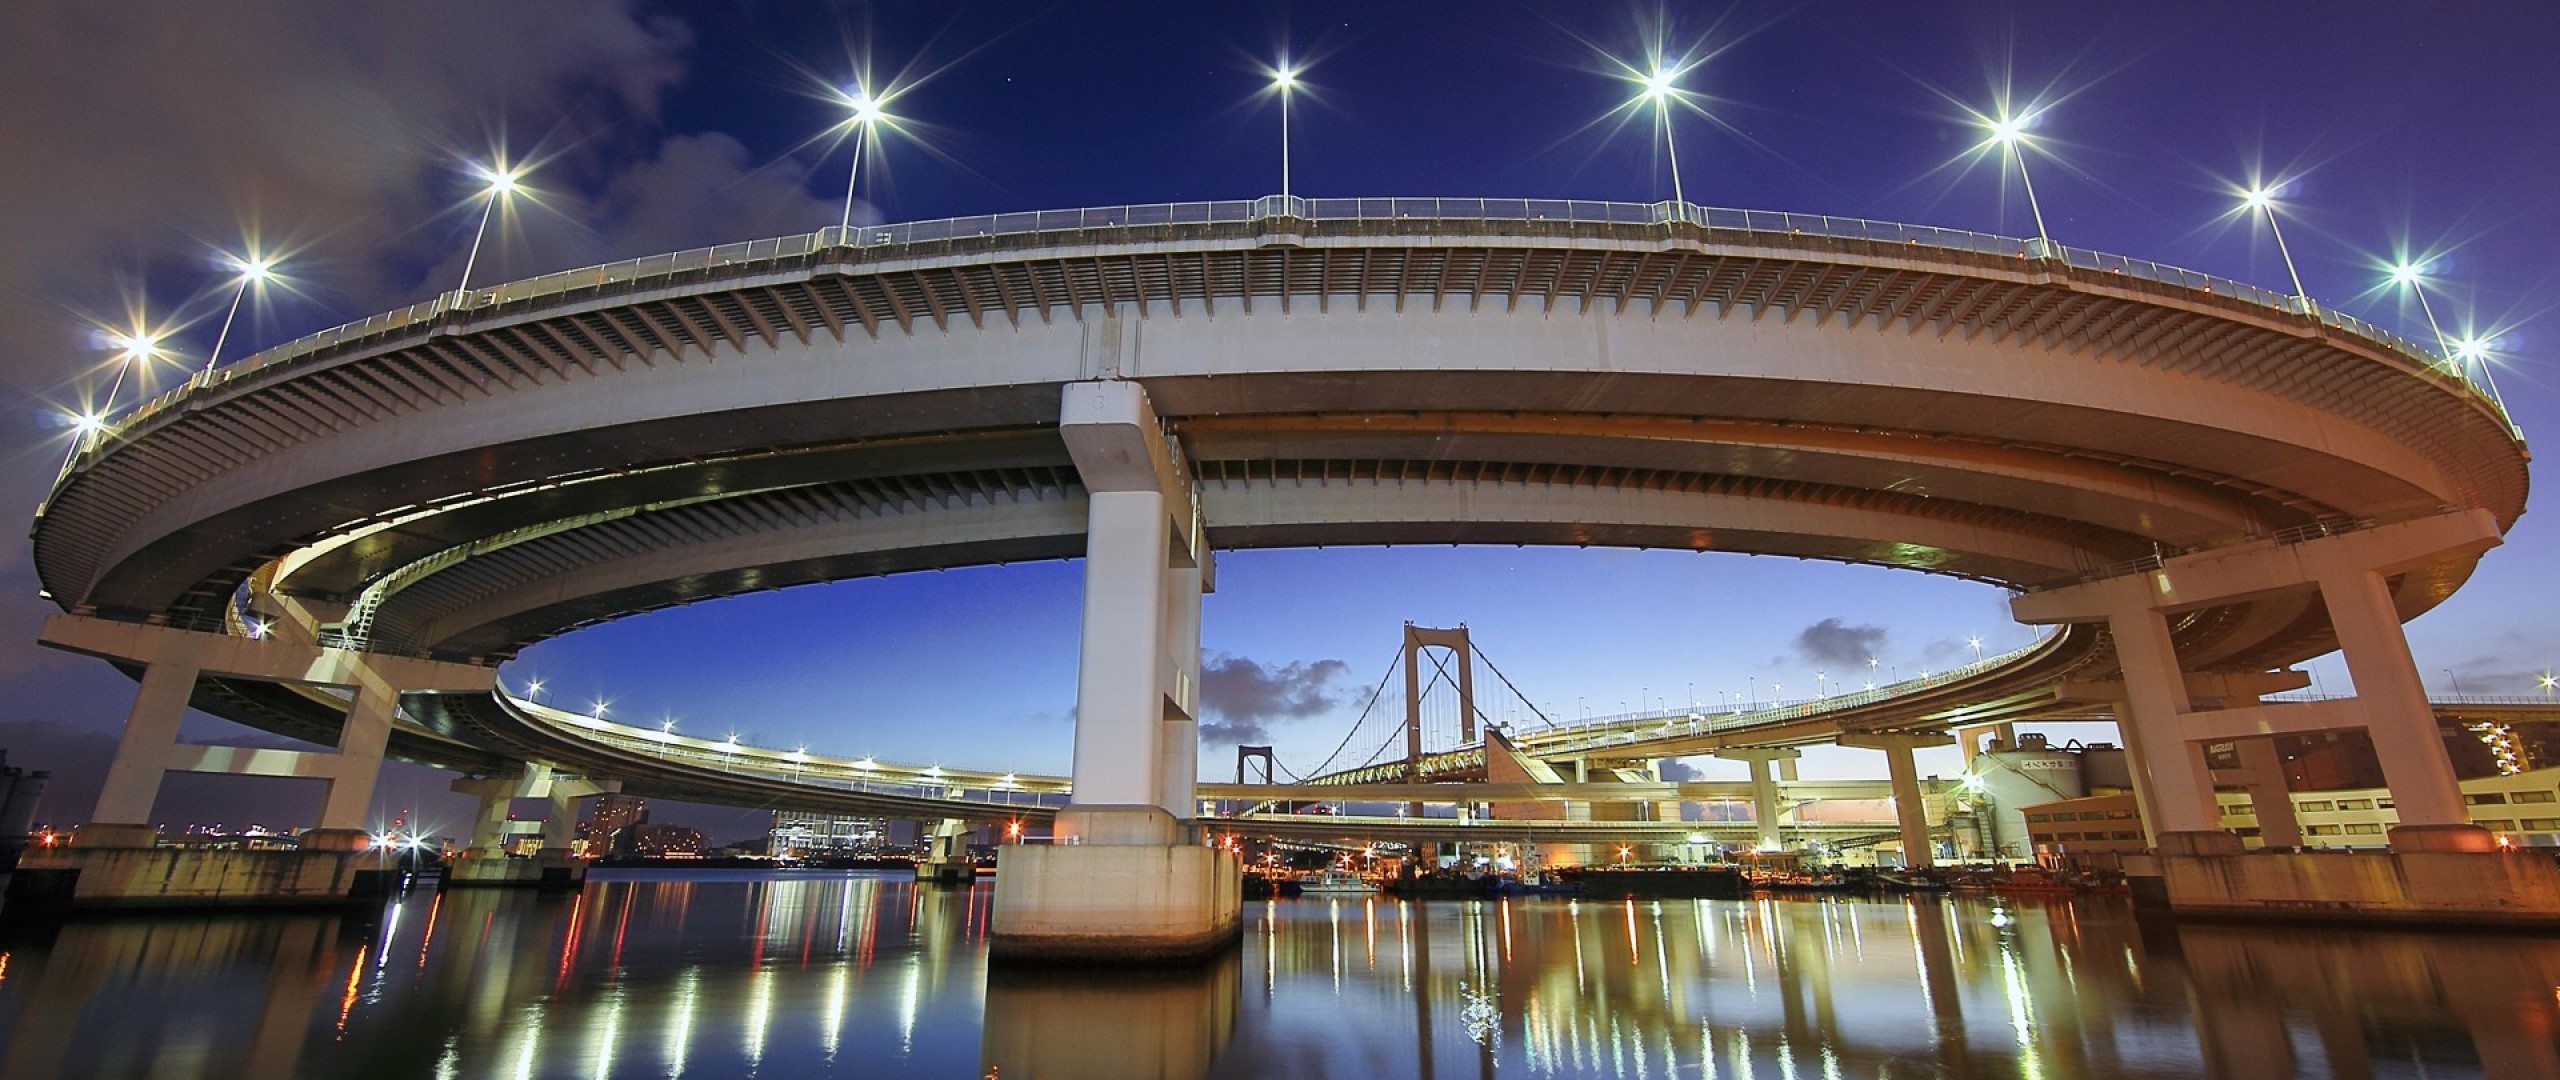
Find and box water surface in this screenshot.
[0,869,2552,1078]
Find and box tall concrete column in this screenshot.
[1069,486,1172,818]
[2319,569,2488,851]
[1157,563,1203,820]
[466,786,516,856]
[543,790,581,852]
[89,660,200,829]
[2105,608,2229,851]
[1716,747,1799,851]
[2228,738,2300,849]
[1840,734,1952,869]
[315,676,399,831]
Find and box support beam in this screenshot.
[1714,747,1799,851]
[39,612,494,692]
[1838,733,1954,869]
[317,675,398,831]
[2106,608,2229,851]
[2320,569,2490,852]
[2227,738,2300,849]
[88,660,198,829]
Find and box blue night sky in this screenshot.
[1,4,2554,841]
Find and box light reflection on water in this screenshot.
[0,870,2552,1078]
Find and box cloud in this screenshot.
[1197,653,1355,745]
[1792,618,1887,669]
[1659,758,1701,782]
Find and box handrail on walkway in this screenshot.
[52,194,2514,498]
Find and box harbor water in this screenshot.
[0,869,2553,1078]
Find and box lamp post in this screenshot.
[1984,111,2052,253]
[836,88,887,240]
[456,161,524,297]
[1637,65,1688,211]
[2240,186,2310,311]
[2389,261,2456,368]
[1271,62,1299,201]
[203,254,277,376]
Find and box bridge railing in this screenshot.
[1515,631,2060,755]
[66,195,2511,481]
[508,695,1068,809]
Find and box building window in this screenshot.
[2466,793,2510,805]
[2343,823,2383,835]
[2520,818,2560,832]
[2306,825,2341,836]
[2299,800,2335,812]
[2336,798,2375,811]
[2511,791,2555,804]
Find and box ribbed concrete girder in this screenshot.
[37,219,2523,638]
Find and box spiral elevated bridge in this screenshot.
[32,196,2528,824]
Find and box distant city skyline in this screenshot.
[2,4,2553,839]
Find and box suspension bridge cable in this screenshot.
[1470,642,1560,729]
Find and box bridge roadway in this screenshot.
[31,197,2530,883]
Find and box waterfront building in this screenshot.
[768,810,888,857]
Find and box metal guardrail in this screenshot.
[63,195,2513,483]
[507,695,1069,809]
[1514,632,2060,755]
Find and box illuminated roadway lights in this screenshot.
[1984,110,2054,255]
[455,161,526,299]
[202,253,278,376]
[2388,260,2459,373]
[2449,334,2513,414]
[835,87,889,240]
[2240,186,2312,313]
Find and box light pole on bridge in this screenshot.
[835,86,890,239]
[1982,109,2053,254]
[1270,61,1300,201]
[2240,185,2311,312]
[456,160,526,297]
[202,252,278,376]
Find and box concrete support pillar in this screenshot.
[1716,748,1799,851]
[2106,608,2229,850]
[543,791,580,852]
[2320,570,2488,851]
[1157,564,1203,820]
[2229,738,2300,849]
[995,381,1238,963]
[315,675,398,831]
[467,787,515,856]
[1840,734,1953,869]
[90,660,200,827]
[1070,487,1172,815]
[454,764,559,856]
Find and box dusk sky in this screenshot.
[3,4,2554,842]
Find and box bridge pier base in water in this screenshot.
[2015,512,2556,923]
[19,614,494,912]
[1838,733,1952,869]
[991,382,1239,962]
